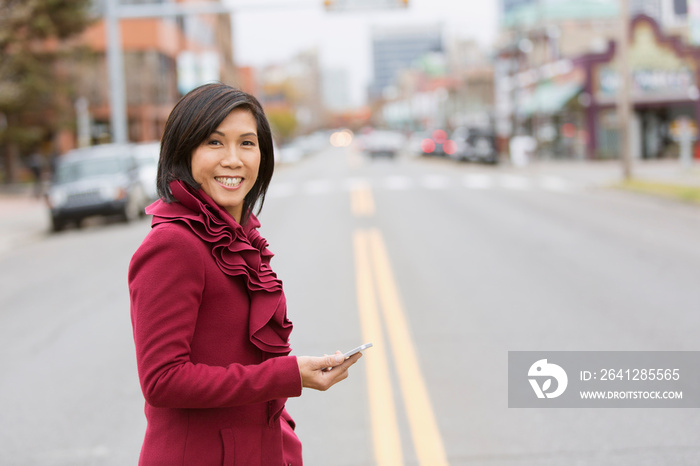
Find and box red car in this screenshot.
[420,129,457,157]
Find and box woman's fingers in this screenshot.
[297,352,363,391]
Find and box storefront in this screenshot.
[578,14,700,159]
[514,59,586,159]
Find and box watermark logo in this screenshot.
[510,351,696,408]
[528,359,568,399]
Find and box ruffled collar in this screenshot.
[146,180,293,356]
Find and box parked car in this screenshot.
[46,144,148,231]
[132,141,160,202]
[450,126,499,164]
[361,130,405,158]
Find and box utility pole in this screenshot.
[618,0,633,179]
[104,0,233,144]
[105,0,128,145]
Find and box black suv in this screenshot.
[450,127,499,164]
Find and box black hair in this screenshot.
[157,83,275,224]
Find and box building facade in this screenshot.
[66,0,235,149]
[368,23,444,101]
[257,49,325,139]
[495,0,698,160]
[578,14,700,159]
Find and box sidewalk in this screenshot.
[0,185,49,257]
[503,158,700,204]
[625,159,700,186]
[505,157,700,186]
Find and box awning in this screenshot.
[518,81,582,117]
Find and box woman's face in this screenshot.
[191,108,261,222]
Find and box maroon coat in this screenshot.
[128,181,303,465]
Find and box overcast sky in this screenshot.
[229,0,500,106]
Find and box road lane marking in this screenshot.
[350,184,376,217]
[384,175,414,190]
[539,175,575,192]
[303,179,334,194]
[420,174,451,190]
[462,174,494,189]
[345,177,370,190]
[367,228,449,466]
[498,174,532,190]
[353,230,404,466]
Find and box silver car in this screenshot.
[132,141,160,202]
[361,130,405,158]
[46,144,148,231]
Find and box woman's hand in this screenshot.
[297,351,362,391]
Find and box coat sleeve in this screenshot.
[128,223,303,409]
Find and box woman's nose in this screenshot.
[220,148,243,167]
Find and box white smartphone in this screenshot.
[322,343,373,371]
[343,342,373,358]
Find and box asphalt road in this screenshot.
[1,146,700,465]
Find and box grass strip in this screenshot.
[614,179,700,205]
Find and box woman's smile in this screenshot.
[214,176,243,188]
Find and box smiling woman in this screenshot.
[190,108,261,223]
[156,84,276,225]
[128,83,363,465]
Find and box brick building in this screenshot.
[59,0,235,151]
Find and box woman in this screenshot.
[128,83,361,465]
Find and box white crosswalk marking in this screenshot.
[421,174,450,190]
[384,175,414,190]
[498,175,532,190]
[539,175,575,192]
[303,179,334,194]
[462,174,494,189]
[267,173,580,199]
[345,177,371,191]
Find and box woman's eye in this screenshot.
[208,139,223,146]
[242,140,256,146]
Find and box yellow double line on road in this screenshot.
[350,185,448,466]
[350,182,375,217]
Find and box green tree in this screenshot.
[266,108,298,144]
[0,0,94,183]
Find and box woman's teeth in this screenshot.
[216,177,242,187]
